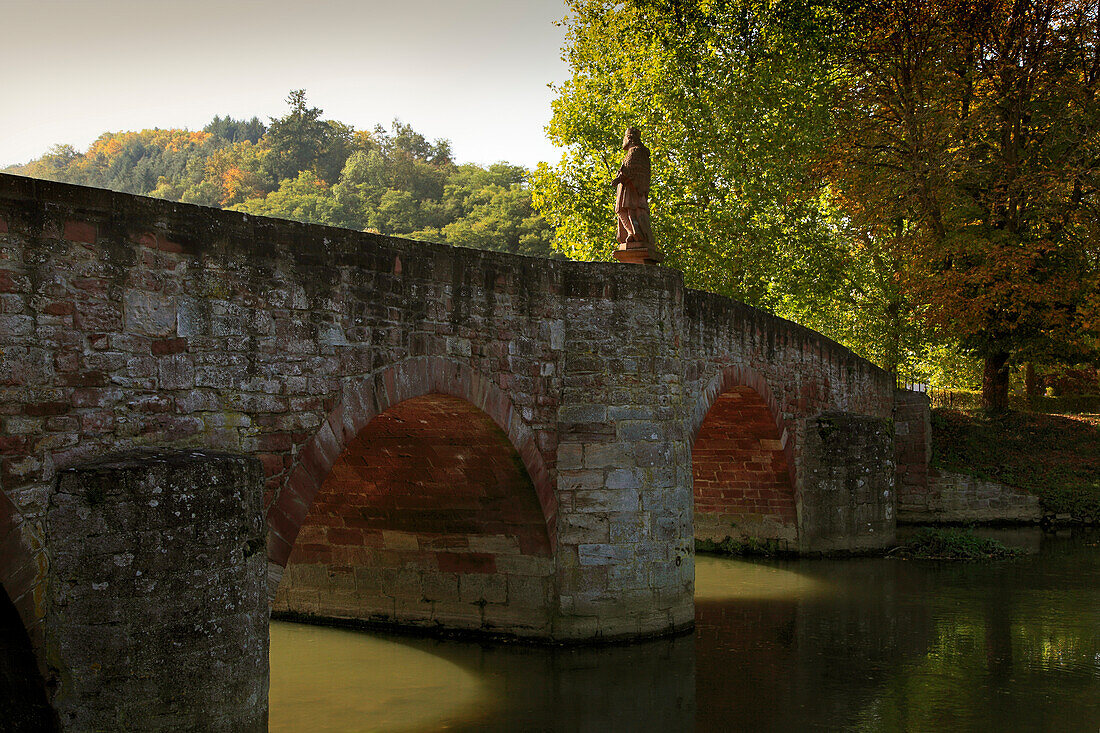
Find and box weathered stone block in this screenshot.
[124,292,176,337]
[459,573,507,604]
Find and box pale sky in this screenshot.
[0,0,571,169]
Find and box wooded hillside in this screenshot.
[4,91,555,259]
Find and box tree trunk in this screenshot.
[1024,362,1040,406]
[982,352,1011,411]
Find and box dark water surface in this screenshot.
[271,530,1100,732]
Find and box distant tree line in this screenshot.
[5,90,555,259]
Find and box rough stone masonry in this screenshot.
[46,450,267,732]
[0,174,925,666]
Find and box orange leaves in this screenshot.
[820,0,1100,365]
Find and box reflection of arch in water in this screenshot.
[268,617,696,731]
[271,358,557,637]
[690,366,797,547]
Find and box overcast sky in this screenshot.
[1,0,571,169]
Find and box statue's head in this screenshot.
[623,127,642,150]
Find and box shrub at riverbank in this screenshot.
[932,409,1100,523]
[891,528,1023,560]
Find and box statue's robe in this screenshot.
[615,143,654,246]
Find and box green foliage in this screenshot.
[534,0,933,373]
[4,91,556,258]
[262,89,336,184]
[932,408,1100,522]
[539,0,1100,388]
[536,1,839,286]
[231,171,354,228]
[892,528,1023,561]
[203,115,266,144]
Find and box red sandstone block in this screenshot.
[327,527,364,546]
[133,232,160,249]
[0,270,21,294]
[42,301,73,316]
[312,423,341,466]
[266,502,302,544]
[518,531,553,556]
[24,402,68,417]
[436,552,496,574]
[156,237,183,253]
[2,553,40,603]
[299,442,334,487]
[285,463,321,510]
[258,453,284,479]
[151,337,187,355]
[267,530,294,567]
[258,432,295,452]
[0,436,27,455]
[0,217,7,233]
[63,220,96,244]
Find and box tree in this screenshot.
[824,0,1100,409]
[532,0,902,362]
[262,90,335,184]
[230,170,352,228]
[203,115,266,144]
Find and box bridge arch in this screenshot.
[265,356,558,636]
[690,366,798,548]
[0,494,43,659]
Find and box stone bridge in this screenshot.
[0,174,925,676]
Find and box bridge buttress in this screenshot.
[793,412,897,553]
[551,265,694,640]
[45,450,268,731]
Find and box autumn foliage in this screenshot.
[824,0,1100,408]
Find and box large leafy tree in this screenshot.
[538,0,1100,403]
[824,0,1100,409]
[262,90,353,185]
[531,0,880,348]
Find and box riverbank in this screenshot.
[932,408,1100,523]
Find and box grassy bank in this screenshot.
[932,408,1100,522]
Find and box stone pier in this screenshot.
[45,451,268,731]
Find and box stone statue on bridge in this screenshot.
[612,127,663,265]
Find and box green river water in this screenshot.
[270,529,1100,732]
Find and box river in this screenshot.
[270,529,1100,732]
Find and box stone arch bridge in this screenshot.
[0,174,926,664]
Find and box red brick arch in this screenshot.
[690,366,798,542]
[263,356,556,595]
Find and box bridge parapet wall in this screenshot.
[0,174,908,649]
[683,290,895,425]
